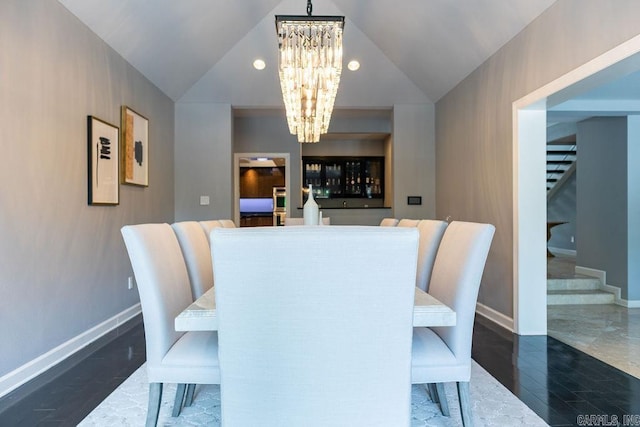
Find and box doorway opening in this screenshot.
[513,35,640,335]
[233,153,291,227]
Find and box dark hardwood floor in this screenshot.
[1,315,639,426]
[0,317,146,426]
[472,316,640,426]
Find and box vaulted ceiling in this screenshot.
[58,0,556,107]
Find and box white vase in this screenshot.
[303,185,319,226]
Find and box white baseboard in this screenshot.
[0,303,141,399]
[475,303,514,333]
[601,283,622,303]
[575,265,606,286]
[622,299,640,308]
[548,247,576,257]
[610,289,640,308]
[572,266,640,307]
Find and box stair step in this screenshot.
[547,150,576,156]
[547,277,601,291]
[547,160,573,165]
[547,289,615,305]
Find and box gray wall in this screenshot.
[574,116,640,301]
[628,116,640,300]
[0,1,174,379]
[547,172,577,251]
[435,0,640,317]
[176,105,436,224]
[302,139,386,158]
[393,105,436,220]
[577,118,628,296]
[175,103,233,221]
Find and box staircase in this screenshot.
[547,135,576,197]
[547,274,615,305]
[545,130,617,305]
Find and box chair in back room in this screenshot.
[397,218,421,227]
[379,217,399,227]
[199,220,224,244]
[415,219,448,292]
[218,219,236,228]
[172,221,214,300]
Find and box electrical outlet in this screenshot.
[128,276,134,290]
[570,236,575,243]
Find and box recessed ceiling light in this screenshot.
[253,59,266,70]
[347,60,360,71]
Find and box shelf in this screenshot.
[302,156,384,200]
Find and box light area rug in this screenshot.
[79,361,548,426]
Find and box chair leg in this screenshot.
[435,382,450,416]
[457,381,474,427]
[172,383,187,417]
[426,383,439,403]
[146,383,162,427]
[184,384,196,407]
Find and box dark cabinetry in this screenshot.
[302,157,384,199]
[240,167,285,198]
[240,216,274,227]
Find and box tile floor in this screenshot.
[546,254,640,379]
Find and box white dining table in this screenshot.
[175,287,455,332]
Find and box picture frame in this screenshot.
[121,106,149,186]
[88,116,120,205]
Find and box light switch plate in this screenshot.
[407,196,422,205]
[199,196,210,206]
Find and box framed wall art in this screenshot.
[88,116,120,205]
[121,106,149,186]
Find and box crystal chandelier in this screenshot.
[276,1,344,143]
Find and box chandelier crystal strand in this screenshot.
[276,13,344,143]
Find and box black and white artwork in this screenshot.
[88,116,119,205]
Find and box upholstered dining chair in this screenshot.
[121,223,220,427]
[397,218,421,227]
[218,219,236,228]
[171,221,214,300]
[415,220,448,292]
[379,217,399,227]
[171,221,217,408]
[211,226,419,427]
[411,221,495,427]
[199,220,223,243]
